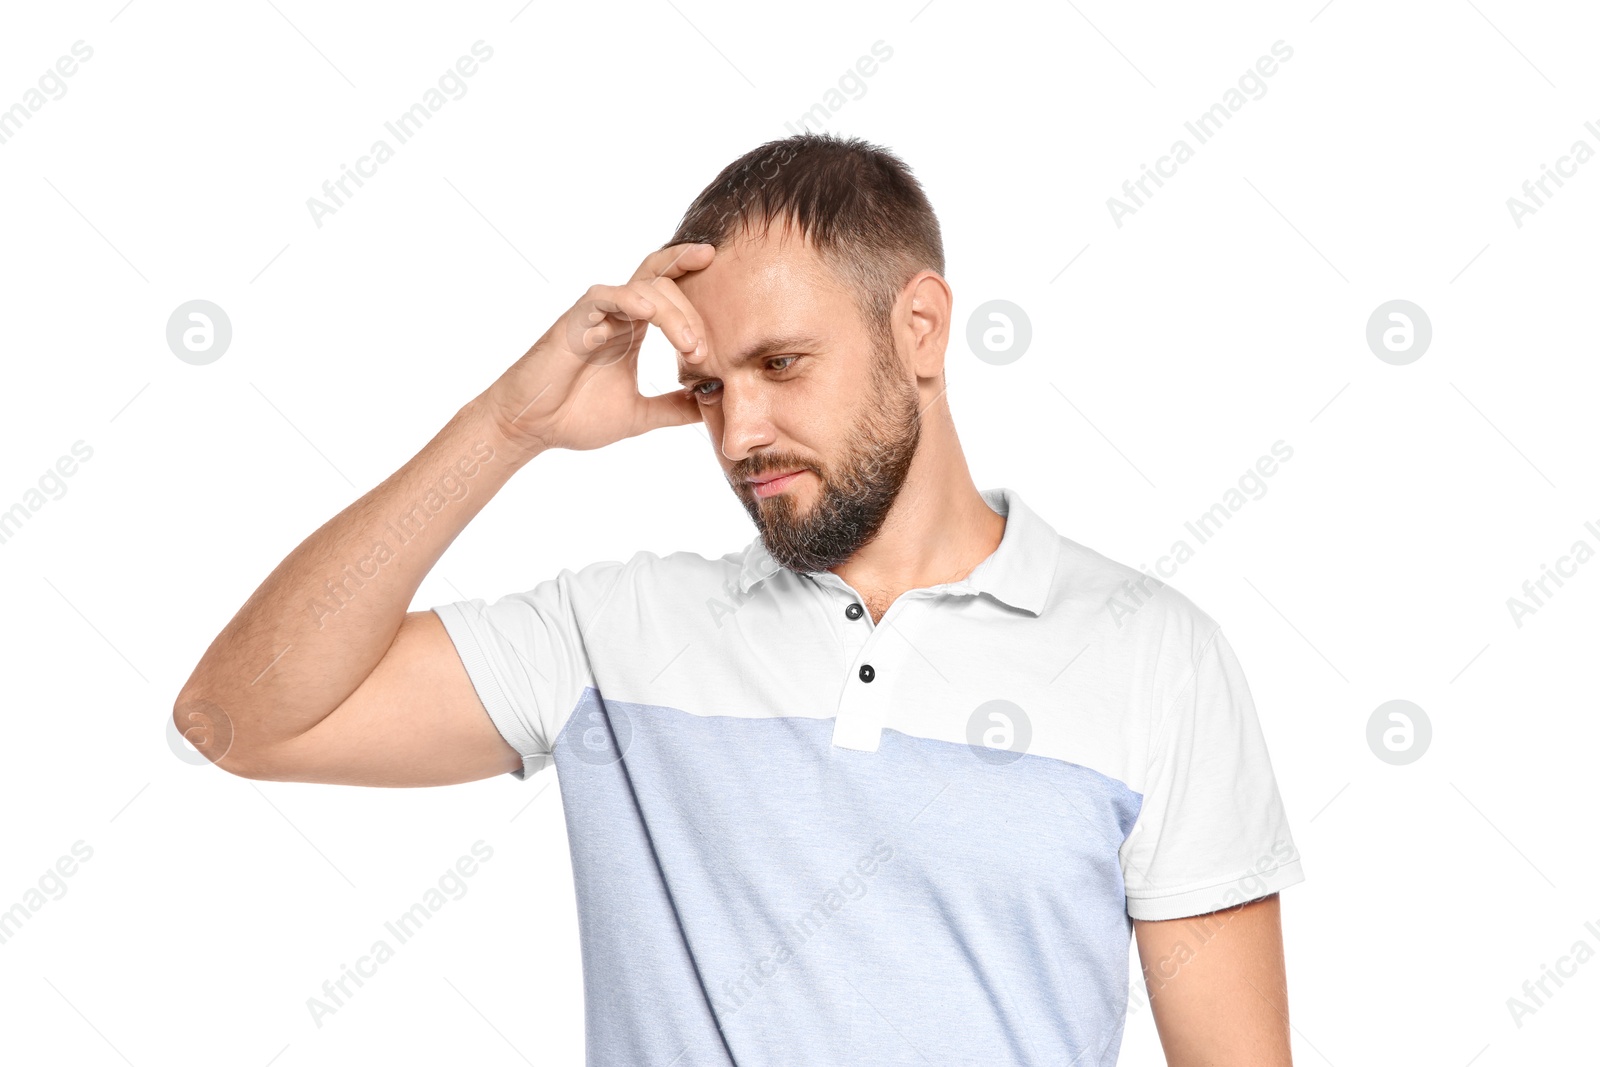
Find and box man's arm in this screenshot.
[172,398,536,786]
[1133,892,1293,1066]
[172,244,714,786]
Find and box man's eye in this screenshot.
[690,357,798,399]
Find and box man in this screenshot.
[176,132,1304,1065]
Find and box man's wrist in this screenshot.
[459,391,546,471]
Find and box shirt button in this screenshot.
[845,603,863,620]
[858,663,875,683]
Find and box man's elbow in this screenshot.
[171,691,256,778]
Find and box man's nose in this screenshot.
[717,385,777,463]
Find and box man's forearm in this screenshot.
[175,393,537,757]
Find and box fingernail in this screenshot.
[683,326,697,345]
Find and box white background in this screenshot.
[2,0,1596,1063]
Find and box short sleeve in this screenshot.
[431,562,617,781]
[1119,626,1305,920]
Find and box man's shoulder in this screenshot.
[1041,532,1235,742]
[1050,532,1222,654]
[554,544,749,600]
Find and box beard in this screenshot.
[731,340,922,576]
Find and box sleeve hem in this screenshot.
[1126,858,1305,921]
[431,602,549,781]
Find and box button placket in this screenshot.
[830,593,929,752]
[803,573,863,659]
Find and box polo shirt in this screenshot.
[431,485,1304,1066]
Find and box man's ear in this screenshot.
[903,271,952,380]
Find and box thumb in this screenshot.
[637,387,704,435]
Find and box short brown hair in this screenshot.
[662,133,944,352]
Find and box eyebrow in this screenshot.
[677,335,821,387]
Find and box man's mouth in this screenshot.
[746,469,807,498]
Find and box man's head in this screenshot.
[663,133,950,575]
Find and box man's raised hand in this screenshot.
[481,241,716,456]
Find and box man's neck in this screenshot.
[828,472,1005,624]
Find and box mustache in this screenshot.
[736,459,814,481]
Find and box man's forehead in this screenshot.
[678,227,837,302]
[674,229,852,361]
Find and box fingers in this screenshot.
[585,282,698,355]
[632,242,715,284]
[571,283,651,358]
[584,280,657,321]
[640,274,711,365]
